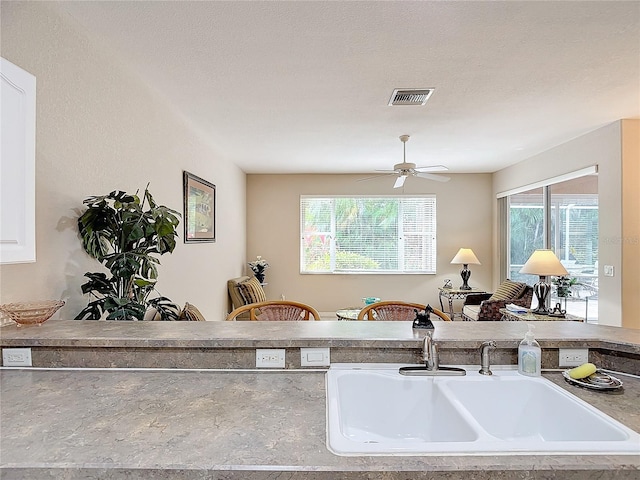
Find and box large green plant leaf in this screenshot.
[75,299,108,320]
[78,206,118,259]
[103,297,146,321]
[79,272,118,297]
[148,296,181,321]
[105,252,145,281]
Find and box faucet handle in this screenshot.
[431,344,439,371]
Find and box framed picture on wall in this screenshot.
[183,171,216,243]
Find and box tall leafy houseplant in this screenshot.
[75,187,180,321]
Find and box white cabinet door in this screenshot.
[1,57,36,264]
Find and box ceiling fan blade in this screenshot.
[414,165,449,172]
[394,175,407,188]
[356,173,397,183]
[415,172,451,183]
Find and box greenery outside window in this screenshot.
[507,184,598,284]
[300,196,437,274]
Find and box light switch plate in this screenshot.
[301,347,330,367]
[604,265,614,277]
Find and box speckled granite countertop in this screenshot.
[2,319,639,353]
[1,320,639,478]
[1,367,639,480]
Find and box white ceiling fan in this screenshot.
[360,135,451,188]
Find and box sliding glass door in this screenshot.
[505,174,599,322]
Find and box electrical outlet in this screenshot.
[256,349,286,368]
[2,348,32,367]
[604,265,615,277]
[301,347,330,367]
[558,348,589,367]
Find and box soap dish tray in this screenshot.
[562,369,623,391]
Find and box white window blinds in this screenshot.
[300,196,437,274]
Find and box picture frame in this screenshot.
[183,171,216,243]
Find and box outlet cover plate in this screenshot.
[256,349,286,368]
[2,348,32,367]
[558,348,589,367]
[301,347,330,367]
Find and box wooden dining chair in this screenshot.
[226,300,321,321]
[357,301,451,321]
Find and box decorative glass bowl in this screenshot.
[0,300,65,326]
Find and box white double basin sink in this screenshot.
[326,364,640,456]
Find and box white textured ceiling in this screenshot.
[52,1,640,174]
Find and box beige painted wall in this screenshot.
[621,120,639,330]
[246,173,493,313]
[0,2,247,321]
[493,121,634,327]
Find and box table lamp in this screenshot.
[450,248,481,290]
[519,249,568,314]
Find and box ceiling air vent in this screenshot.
[388,88,434,106]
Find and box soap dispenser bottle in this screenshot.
[518,324,541,376]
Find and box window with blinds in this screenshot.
[300,196,437,274]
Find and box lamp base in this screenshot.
[531,279,551,315]
[459,265,471,290]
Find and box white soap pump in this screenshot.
[518,323,541,376]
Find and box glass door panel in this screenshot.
[549,176,598,321]
[508,187,544,284]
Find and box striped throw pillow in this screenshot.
[144,301,182,321]
[237,276,266,305]
[489,280,526,301]
[180,302,206,321]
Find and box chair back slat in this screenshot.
[255,305,306,321]
[373,305,417,321]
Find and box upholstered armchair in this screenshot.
[227,276,267,320]
[462,280,533,321]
